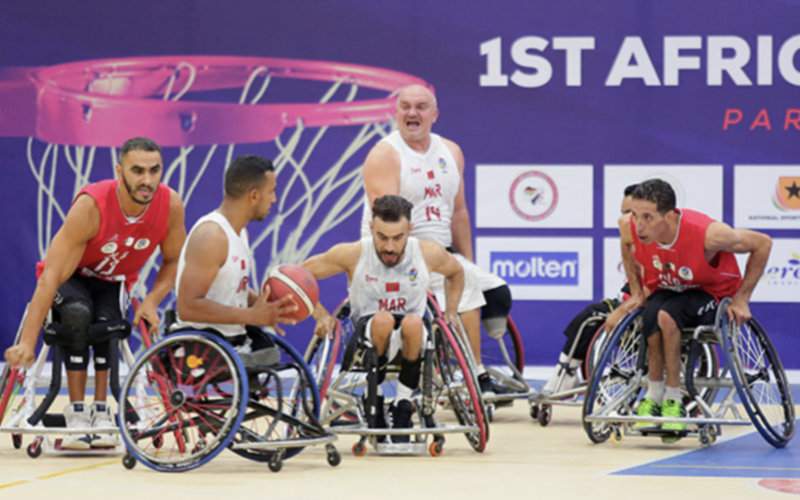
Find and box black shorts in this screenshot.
[54,273,125,370]
[640,289,719,339]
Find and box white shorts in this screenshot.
[429,254,505,313]
[364,315,429,363]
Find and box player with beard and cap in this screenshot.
[4,137,186,449]
[302,195,464,442]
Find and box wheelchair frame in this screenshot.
[304,300,489,457]
[118,328,339,472]
[582,298,795,448]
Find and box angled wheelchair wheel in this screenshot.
[683,335,720,417]
[721,310,795,448]
[582,310,644,444]
[119,331,248,472]
[432,318,489,452]
[583,318,610,381]
[303,320,341,401]
[230,334,323,462]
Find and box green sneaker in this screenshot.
[635,397,660,428]
[660,398,687,439]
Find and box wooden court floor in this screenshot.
[0,393,798,499]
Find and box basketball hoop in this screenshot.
[19,55,429,338]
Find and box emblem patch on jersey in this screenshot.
[408,268,418,283]
[386,282,400,292]
[427,170,435,180]
[652,255,663,271]
[124,237,134,247]
[664,262,676,272]
[101,242,118,254]
[438,157,447,172]
[134,238,151,250]
[678,266,693,281]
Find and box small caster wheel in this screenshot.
[351,442,367,457]
[610,427,623,445]
[538,404,552,427]
[429,440,443,457]
[27,442,42,458]
[12,434,22,449]
[122,453,137,469]
[699,433,711,447]
[486,403,495,423]
[326,444,341,467]
[530,404,539,420]
[268,453,283,473]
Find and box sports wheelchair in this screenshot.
[529,304,613,426]
[0,303,138,458]
[304,297,490,457]
[118,327,339,472]
[582,298,795,448]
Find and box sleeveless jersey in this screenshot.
[348,236,431,321]
[37,179,170,289]
[632,209,742,300]
[361,131,460,246]
[173,211,251,337]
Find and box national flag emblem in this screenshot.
[427,171,435,179]
[773,177,800,211]
[386,282,400,292]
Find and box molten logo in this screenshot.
[490,251,578,285]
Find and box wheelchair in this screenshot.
[582,298,795,448]
[118,327,339,472]
[0,302,139,458]
[304,298,490,457]
[529,308,612,426]
[426,292,532,419]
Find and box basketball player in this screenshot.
[171,154,298,361]
[302,195,464,442]
[606,179,771,439]
[360,84,512,397]
[4,137,186,449]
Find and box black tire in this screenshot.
[582,310,644,444]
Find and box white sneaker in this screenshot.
[62,402,92,450]
[541,364,579,396]
[90,402,119,448]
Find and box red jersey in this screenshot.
[631,209,742,300]
[38,179,170,289]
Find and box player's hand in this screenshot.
[133,298,161,334]
[253,284,298,336]
[606,295,643,332]
[726,296,752,327]
[313,314,336,339]
[4,342,35,369]
[443,309,460,330]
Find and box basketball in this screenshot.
[264,264,319,322]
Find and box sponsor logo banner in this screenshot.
[604,165,723,228]
[476,165,593,228]
[476,236,593,300]
[734,166,800,229]
[735,238,800,303]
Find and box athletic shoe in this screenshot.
[389,399,414,444]
[62,402,92,450]
[635,397,660,428]
[90,401,119,448]
[478,373,514,395]
[541,364,579,396]
[660,398,687,434]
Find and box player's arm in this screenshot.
[445,139,473,261]
[421,239,464,326]
[176,222,296,329]
[362,142,401,208]
[5,195,99,367]
[606,214,645,331]
[705,221,772,324]
[134,189,186,331]
[302,241,362,338]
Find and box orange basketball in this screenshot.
[264,264,319,322]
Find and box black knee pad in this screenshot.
[481,285,512,338]
[64,344,91,370]
[55,299,93,333]
[88,319,131,343]
[92,341,111,371]
[399,357,421,390]
[42,322,89,351]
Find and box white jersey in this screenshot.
[173,211,251,337]
[348,236,430,321]
[361,130,460,247]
